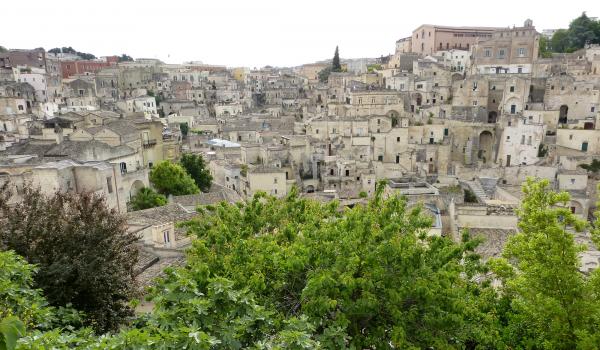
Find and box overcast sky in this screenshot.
[2,0,597,68]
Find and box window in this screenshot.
[527,136,532,145]
[106,177,113,193]
[569,134,573,140]
[345,170,350,176]
[518,67,523,74]
[592,107,596,113]
[510,86,515,92]
[274,177,278,184]
[498,49,506,58]
[163,230,170,243]
[473,101,478,106]
[518,48,526,56]
[506,136,510,141]
[330,169,334,175]
[315,129,319,134]
[521,135,525,145]
[18,105,24,111]
[571,178,576,184]
[378,155,383,161]
[119,162,127,174]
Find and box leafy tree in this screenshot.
[149,160,199,196]
[182,184,500,348]
[490,178,600,348]
[179,153,213,192]
[0,46,7,53]
[568,12,599,49]
[549,13,600,53]
[47,47,96,60]
[538,36,553,58]
[579,159,600,173]
[551,29,571,53]
[332,46,341,72]
[317,66,332,83]
[464,188,477,203]
[179,122,189,137]
[129,187,167,211]
[0,316,25,350]
[0,251,53,330]
[118,54,133,62]
[0,184,138,333]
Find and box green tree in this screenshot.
[317,66,332,83]
[568,12,599,49]
[0,46,7,53]
[332,46,341,72]
[149,160,199,196]
[0,316,25,350]
[118,54,133,62]
[179,122,189,137]
[0,184,138,333]
[129,187,167,211]
[490,178,600,348]
[182,184,500,348]
[551,29,570,53]
[579,159,600,174]
[538,36,553,58]
[179,153,213,192]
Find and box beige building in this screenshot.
[471,19,539,74]
[411,24,497,55]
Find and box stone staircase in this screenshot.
[463,179,490,204]
[478,177,499,198]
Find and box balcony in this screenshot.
[142,139,157,148]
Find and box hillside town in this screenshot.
[0,8,600,350]
[3,9,600,348]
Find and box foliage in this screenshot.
[181,184,499,348]
[551,29,570,52]
[179,153,213,193]
[358,191,368,198]
[179,122,189,137]
[464,188,477,203]
[47,47,96,60]
[579,159,600,173]
[366,64,382,73]
[0,184,138,333]
[332,46,341,72]
[489,178,600,349]
[317,66,332,83]
[129,187,167,211]
[149,160,199,196]
[0,46,7,53]
[240,164,248,177]
[118,54,133,62]
[549,13,600,53]
[0,316,25,350]
[538,36,553,58]
[0,251,53,329]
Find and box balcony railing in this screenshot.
[142,139,157,148]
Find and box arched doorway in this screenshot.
[305,185,315,193]
[478,131,493,164]
[488,111,497,123]
[559,105,569,124]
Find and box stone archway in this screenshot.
[129,180,145,199]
